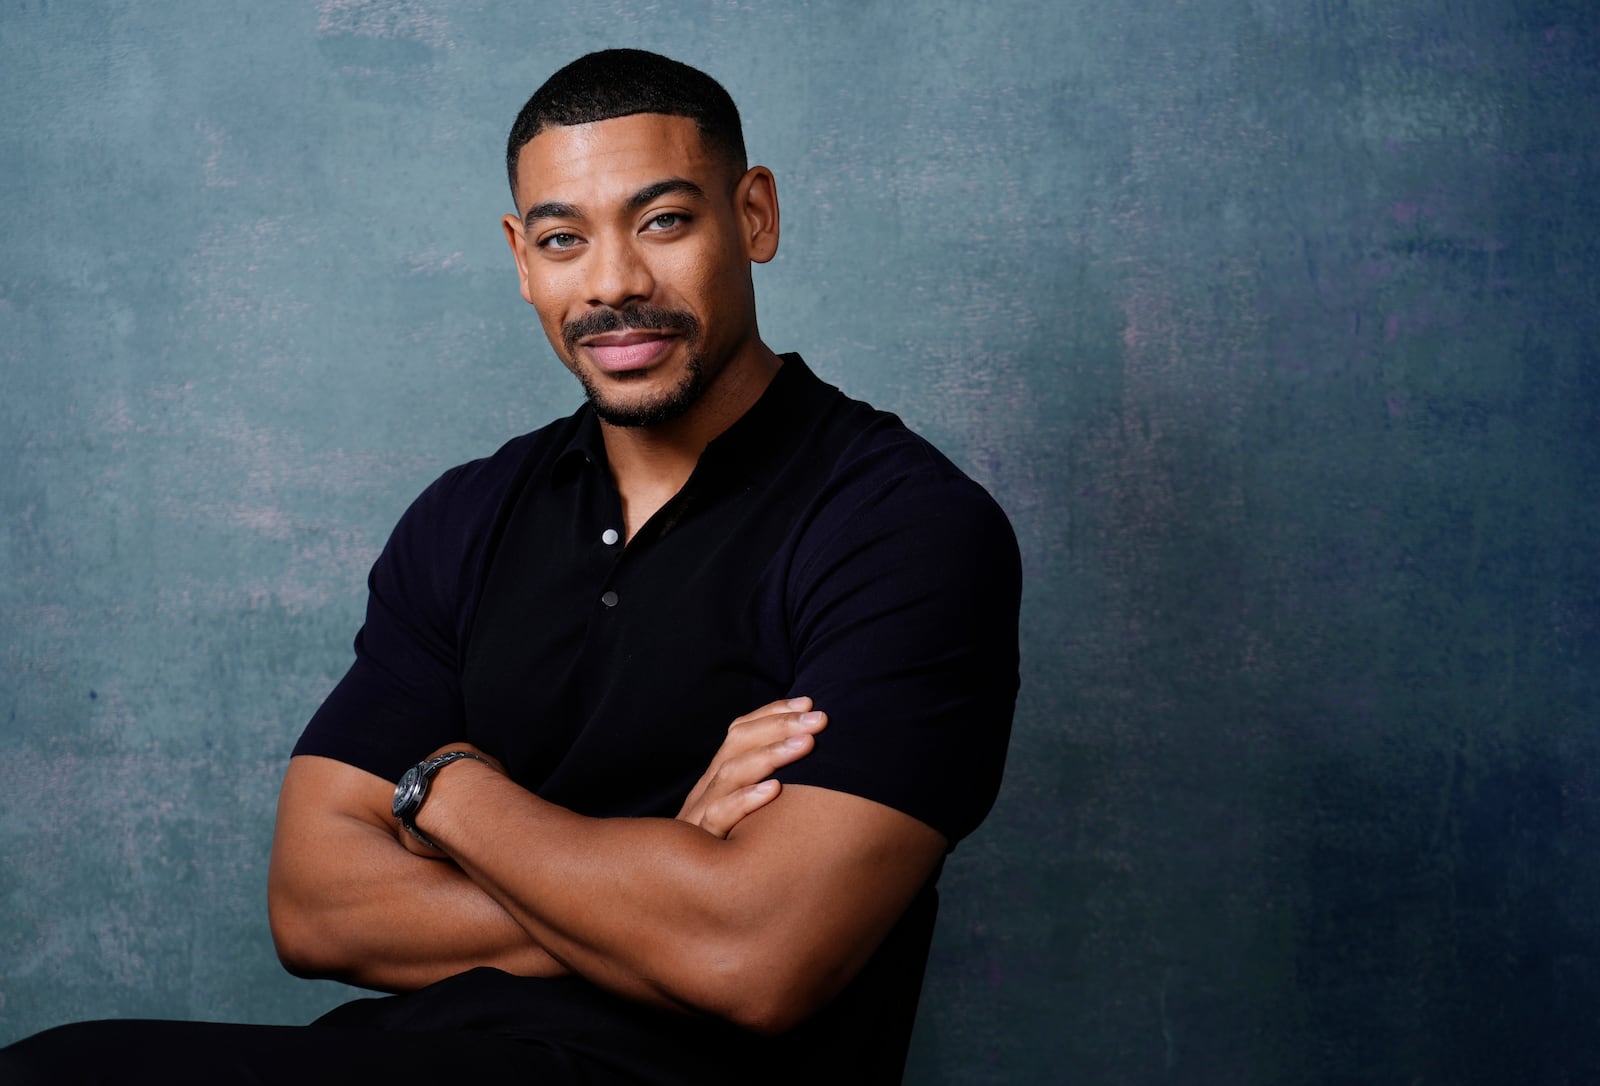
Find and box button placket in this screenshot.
[596,527,623,607]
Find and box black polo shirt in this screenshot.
[294,354,1021,1081]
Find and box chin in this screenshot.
[583,359,708,428]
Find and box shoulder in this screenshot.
[406,415,576,526]
[389,409,585,558]
[795,395,1020,590]
[773,391,1021,844]
[370,408,589,629]
[783,390,1021,679]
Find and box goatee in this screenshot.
[562,305,708,428]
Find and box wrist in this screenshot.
[393,750,495,849]
[414,755,499,842]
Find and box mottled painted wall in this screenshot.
[3,1,1597,1082]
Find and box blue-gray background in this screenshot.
[3,1,1597,1082]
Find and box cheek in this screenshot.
[526,296,572,354]
[524,277,573,332]
[667,252,731,316]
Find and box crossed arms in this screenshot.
[267,697,947,1035]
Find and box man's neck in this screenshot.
[602,344,784,542]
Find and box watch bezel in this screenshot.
[392,764,425,821]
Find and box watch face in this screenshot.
[392,765,423,819]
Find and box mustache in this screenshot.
[562,305,701,355]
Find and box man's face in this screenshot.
[503,113,776,428]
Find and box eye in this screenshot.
[644,212,685,232]
[538,232,581,251]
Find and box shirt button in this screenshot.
[601,528,619,545]
[600,590,619,608]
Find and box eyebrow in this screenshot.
[625,178,706,211]
[523,200,581,228]
[522,177,708,230]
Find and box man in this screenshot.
[1,49,1018,1083]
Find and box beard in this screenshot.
[572,351,708,428]
[561,304,708,428]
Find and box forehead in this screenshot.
[514,113,721,214]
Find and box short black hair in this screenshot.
[505,49,747,206]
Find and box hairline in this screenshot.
[507,112,747,213]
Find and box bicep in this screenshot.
[720,782,947,1019]
[268,755,402,933]
[780,471,1022,843]
[293,465,482,782]
[273,754,396,844]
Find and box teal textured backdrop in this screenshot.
[3,1,1597,1081]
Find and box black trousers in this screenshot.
[0,1018,579,1084]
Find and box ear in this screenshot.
[735,166,780,264]
[502,213,536,304]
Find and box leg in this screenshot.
[0,1018,579,1085]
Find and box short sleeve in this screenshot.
[292,463,486,782]
[774,432,1022,845]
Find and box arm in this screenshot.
[266,697,827,992]
[267,753,560,991]
[408,752,947,1035]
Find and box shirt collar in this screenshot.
[700,353,830,484]
[550,402,607,484]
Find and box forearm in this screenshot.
[267,756,566,991]
[418,761,942,1033]
[268,701,822,997]
[423,768,748,1012]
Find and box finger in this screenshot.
[676,728,819,822]
[714,713,827,782]
[676,707,825,822]
[728,696,812,727]
[722,709,827,753]
[729,730,817,782]
[698,779,781,839]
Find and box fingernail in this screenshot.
[783,736,807,751]
[756,779,778,793]
[799,711,823,726]
[787,697,810,709]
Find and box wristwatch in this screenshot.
[392,750,492,848]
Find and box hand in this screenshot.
[676,697,827,838]
[397,743,507,860]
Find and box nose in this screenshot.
[584,233,654,309]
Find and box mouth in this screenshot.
[580,331,677,373]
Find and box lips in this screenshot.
[582,331,676,373]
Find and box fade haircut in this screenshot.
[505,49,748,206]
